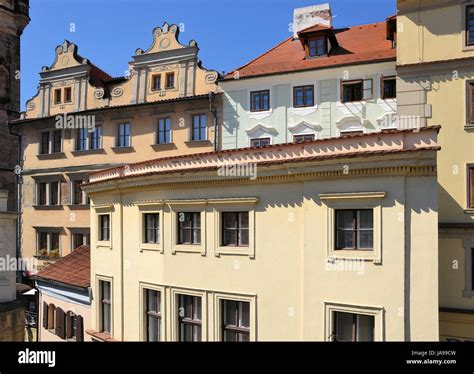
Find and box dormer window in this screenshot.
[166,72,175,89]
[308,37,327,57]
[152,74,161,91]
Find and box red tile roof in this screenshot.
[33,245,90,289]
[225,21,395,80]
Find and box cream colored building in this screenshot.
[83,127,440,341]
[11,23,220,274]
[397,0,474,340]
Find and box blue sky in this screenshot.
[20,0,396,109]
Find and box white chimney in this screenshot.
[293,3,332,39]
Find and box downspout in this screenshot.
[209,92,218,151]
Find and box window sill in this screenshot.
[111,146,135,153]
[151,143,176,151]
[327,250,378,263]
[36,152,66,160]
[185,140,212,147]
[71,149,106,156]
[248,109,273,120]
[171,244,205,256]
[215,246,254,258]
[464,125,474,132]
[33,205,64,210]
[34,255,62,261]
[140,243,163,253]
[67,204,90,210]
[463,289,474,298]
[86,330,118,342]
[96,241,112,250]
[464,209,474,215]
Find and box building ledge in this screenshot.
[67,204,90,210]
[185,140,213,147]
[71,149,106,156]
[33,205,64,210]
[86,329,119,342]
[111,146,135,154]
[36,152,66,160]
[151,143,177,152]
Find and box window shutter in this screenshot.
[363,79,373,100]
[42,302,48,329]
[66,313,72,339]
[56,308,66,339]
[76,315,84,342]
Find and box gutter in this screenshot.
[209,92,218,151]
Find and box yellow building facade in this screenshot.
[11,23,220,274]
[83,127,440,341]
[397,0,474,340]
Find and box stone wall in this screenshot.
[0,300,25,341]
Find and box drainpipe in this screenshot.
[8,120,23,284]
[209,92,218,151]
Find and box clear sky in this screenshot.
[20,0,396,110]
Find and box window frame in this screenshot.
[116,123,131,148]
[220,299,251,342]
[177,293,203,342]
[39,129,63,155]
[463,240,474,298]
[334,209,374,251]
[249,137,271,148]
[220,211,250,247]
[140,283,166,342]
[170,202,207,255]
[381,76,396,100]
[191,113,207,141]
[35,180,61,207]
[53,88,62,105]
[177,212,201,245]
[331,311,375,342]
[98,278,112,335]
[36,229,61,258]
[165,72,175,89]
[70,229,90,250]
[293,134,315,143]
[64,87,72,103]
[466,5,474,47]
[293,85,315,108]
[341,79,373,103]
[307,36,328,57]
[145,288,162,342]
[156,117,172,145]
[250,90,270,112]
[152,74,162,91]
[99,214,111,242]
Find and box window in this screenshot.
[221,300,250,342]
[467,6,474,46]
[469,83,474,125]
[144,213,160,244]
[332,312,374,342]
[177,212,201,245]
[192,114,207,141]
[165,72,175,89]
[117,123,131,147]
[52,130,62,153]
[294,85,314,108]
[293,134,315,143]
[469,166,474,208]
[36,231,60,258]
[36,181,60,206]
[72,232,90,249]
[341,79,373,103]
[64,87,72,103]
[100,280,111,334]
[90,125,102,150]
[152,74,161,91]
[178,295,201,342]
[250,90,270,112]
[221,212,249,247]
[76,128,88,151]
[308,36,327,57]
[99,214,110,241]
[71,180,87,205]
[145,289,161,342]
[381,76,396,99]
[54,89,61,104]
[472,248,474,292]
[157,117,171,144]
[66,312,78,340]
[250,138,270,147]
[40,131,50,154]
[335,209,374,250]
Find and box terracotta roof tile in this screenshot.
[225,21,395,80]
[33,245,90,289]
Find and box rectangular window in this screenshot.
[177,212,201,245]
[99,214,110,241]
[54,89,61,104]
[38,232,48,256]
[152,74,161,91]
[89,125,102,150]
[294,85,314,108]
[308,37,327,57]
[51,233,60,256]
[293,134,315,143]
[178,295,201,342]
[145,289,161,342]
[221,212,249,247]
[37,231,61,258]
[342,79,373,103]
[38,183,47,205]
[221,300,250,342]
[192,114,207,141]
[72,232,89,249]
[335,209,374,250]
[469,83,474,125]
[250,138,270,148]
[467,6,474,46]
[144,213,160,244]
[64,87,72,103]
[165,72,175,89]
[250,90,270,112]
[50,182,59,206]
[157,118,171,144]
[332,312,374,342]
[76,128,88,151]
[381,76,396,99]
[471,248,474,291]
[469,167,474,208]
[40,131,50,154]
[37,181,59,206]
[72,180,87,205]
[52,130,62,153]
[100,280,111,334]
[117,123,131,147]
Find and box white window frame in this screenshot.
[94,205,114,249]
[69,228,90,250]
[319,192,385,264]
[171,288,207,342]
[138,202,164,253]
[324,302,384,342]
[74,124,103,151]
[38,129,63,155]
[36,228,61,257]
[116,122,132,148]
[96,275,113,336]
[35,179,61,206]
[69,178,89,205]
[139,283,166,342]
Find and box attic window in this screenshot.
[54,89,61,104]
[166,73,175,89]
[308,36,327,57]
[152,75,161,91]
[64,87,72,103]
